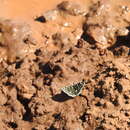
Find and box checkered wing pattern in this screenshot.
[61,81,85,97]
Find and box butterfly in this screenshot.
[61,80,86,97]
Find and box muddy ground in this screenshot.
[0,0,130,130]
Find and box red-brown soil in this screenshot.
[0,0,130,130]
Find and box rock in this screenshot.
[43,9,59,21]
[57,1,86,16]
[52,31,81,51]
[86,25,108,44]
[0,19,32,62]
[86,25,115,49]
[116,28,129,36]
[52,32,72,49]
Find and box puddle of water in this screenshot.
[0,0,89,20]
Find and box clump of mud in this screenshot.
[0,0,130,130]
[0,19,35,62]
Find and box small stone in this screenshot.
[43,9,59,21]
[116,28,129,36]
[57,1,86,16]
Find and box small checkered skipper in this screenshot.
[61,80,86,97]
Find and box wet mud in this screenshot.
[0,0,130,129]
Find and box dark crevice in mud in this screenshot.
[110,97,119,107]
[34,16,46,23]
[47,125,57,130]
[109,35,130,51]
[15,60,23,69]
[109,27,130,51]
[81,23,97,45]
[114,82,123,93]
[32,128,37,130]
[39,62,62,76]
[70,66,78,72]
[95,101,102,107]
[17,95,33,122]
[53,113,63,121]
[75,39,84,48]
[39,62,53,74]
[4,70,13,77]
[65,48,73,55]
[53,65,62,75]
[35,71,41,78]
[81,32,96,45]
[114,72,125,79]
[95,125,105,130]
[112,45,130,57]
[34,49,42,56]
[8,122,18,128]
[98,80,105,87]
[94,88,106,98]
[4,81,16,87]
[79,112,88,122]
[43,75,53,86]
[127,122,130,126]
[128,50,130,55]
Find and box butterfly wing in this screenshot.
[61,81,85,97]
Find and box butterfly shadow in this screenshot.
[52,92,73,102]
